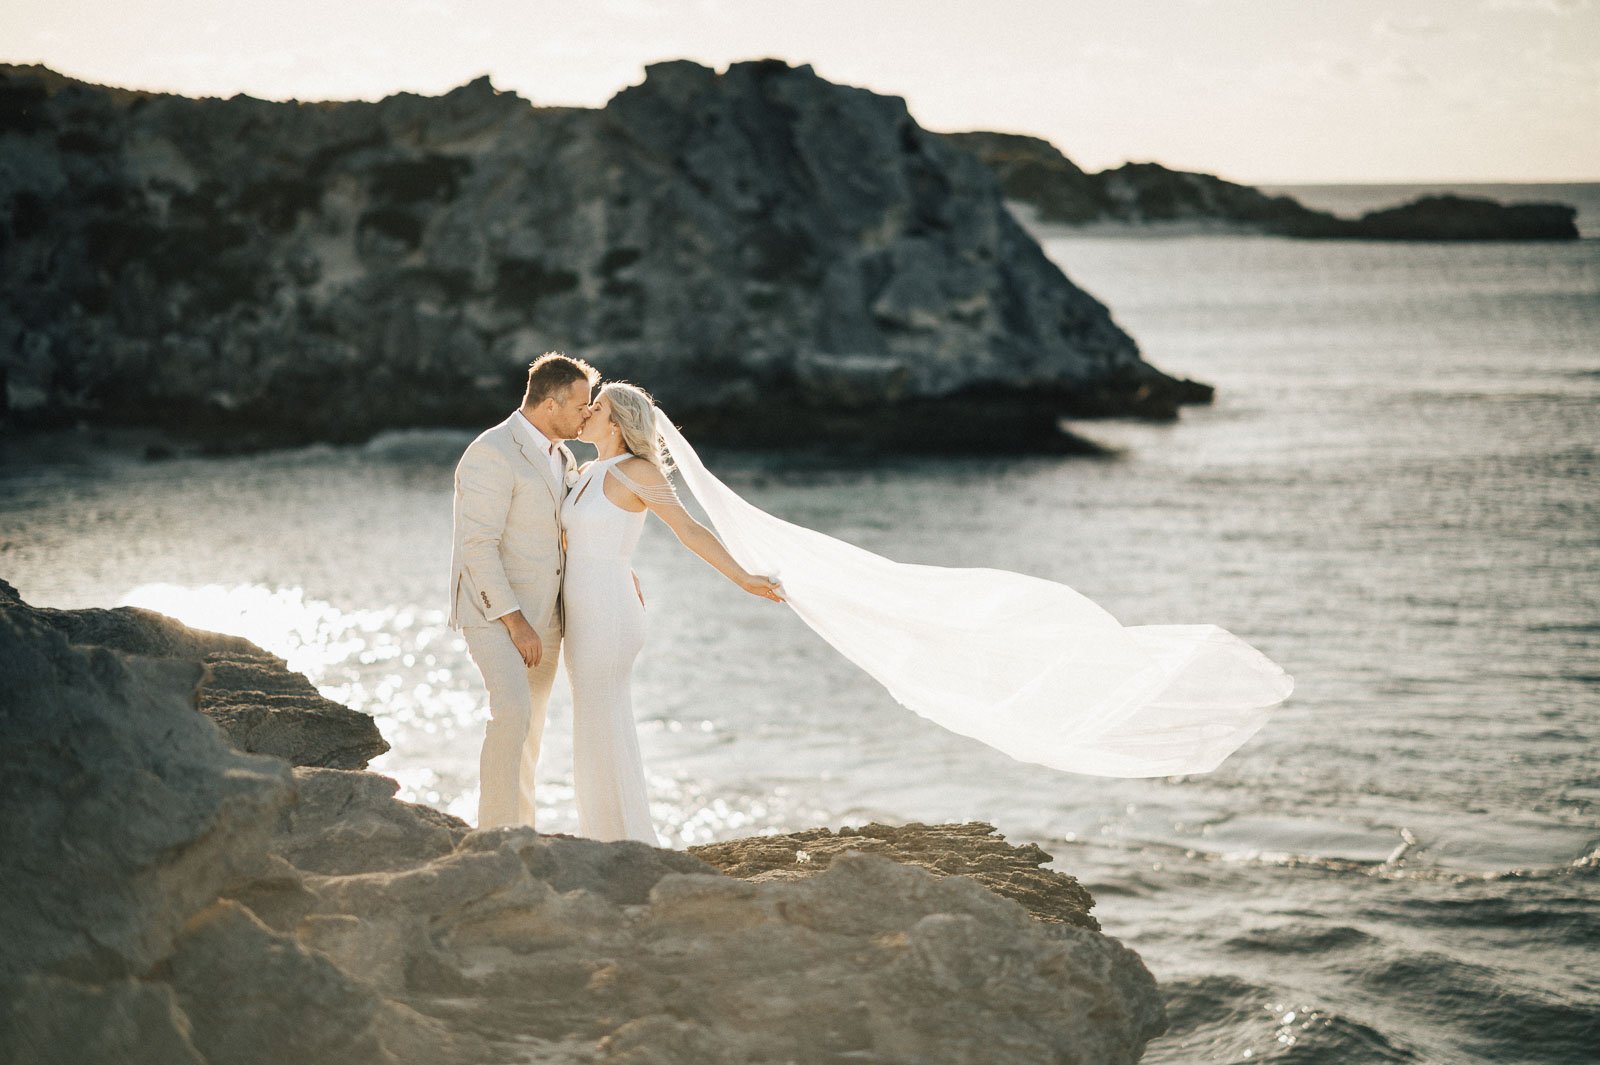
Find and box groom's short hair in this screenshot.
[523,351,599,405]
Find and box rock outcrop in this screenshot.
[946,131,1580,240]
[1335,193,1581,241]
[2,580,389,768]
[688,820,1102,929]
[0,583,1169,1063]
[0,61,1210,452]
[0,586,294,987]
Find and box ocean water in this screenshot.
[3,185,1597,1062]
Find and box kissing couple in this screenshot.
[449,352,1295,848]
[449,352,778,845]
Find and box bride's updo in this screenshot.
[601,382,674,475]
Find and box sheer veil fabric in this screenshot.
[653,408,1293,777]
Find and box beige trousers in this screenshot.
[463,619,562,829]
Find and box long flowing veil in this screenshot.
[653,407,1293,777]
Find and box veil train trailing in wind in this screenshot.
[653,407,1293,777]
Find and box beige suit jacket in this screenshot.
[448,413,578,632]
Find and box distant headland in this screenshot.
[943,131,1579,241]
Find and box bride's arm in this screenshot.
[611,460,783,602]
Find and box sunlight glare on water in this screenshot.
[119,581,483,813]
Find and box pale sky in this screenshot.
[5,0,1597,183]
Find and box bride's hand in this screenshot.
[739,573,785,603]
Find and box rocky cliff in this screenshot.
[946,130,1580,240]
[0,61,1209,452]
[0,580,1168,1063]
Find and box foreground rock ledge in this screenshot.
[1,579,388,769]
[0,587,1168,1064]
[688,820,1102,929]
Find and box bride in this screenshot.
[564,381,1293,846]
[562,382,782,844]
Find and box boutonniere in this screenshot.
[563,454,580,489]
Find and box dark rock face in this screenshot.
[0,587,294,985]
[942,132,1113,225]
[947,131,1580,241]
[1,583,1170,1063]
[0,61,1208,451]
[1346,194,1579,240]
[2,580,389,769]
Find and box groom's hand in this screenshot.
[498,611,542,667]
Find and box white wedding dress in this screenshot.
[653,408,1294,778]
[561,412,1294,848]
[560,454,662,845]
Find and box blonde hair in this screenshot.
[600,381,674,475]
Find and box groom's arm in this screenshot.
[455,445,520,624]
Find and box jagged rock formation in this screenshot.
[0,583,1169,1063]
[0,61,1210,452]
[0,593,293,987]
[946,130,1579,240]
[4,579,389,768]
[688,820,1101,929]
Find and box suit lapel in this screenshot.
[558,444,578,490]
[508,418,563,505]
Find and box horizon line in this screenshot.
[6,57,1598,190]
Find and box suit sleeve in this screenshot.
[455,445,520,622]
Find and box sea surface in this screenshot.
[3,183,1597,1063]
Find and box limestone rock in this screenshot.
[0,60,1211,450]
[19,596,260,661]
[269,767,467,876]
[222,852,318,933]
[2,579,389,769]
[506,829,721,905]
[689,819,1101,929]
[197,651,392,769]
[3,581,1169,1063]
[0,974,204,1065]
[0,587,293,983]
[275,835,1166,1064]
[247,781,1168,1063]
[166,900,389,1065]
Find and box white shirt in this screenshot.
[513,410,564,483]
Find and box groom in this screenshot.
[449,351,599,828]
